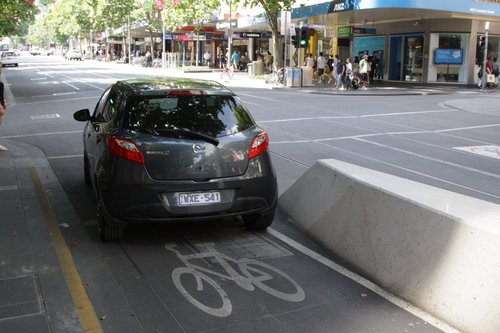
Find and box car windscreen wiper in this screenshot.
[155,128,219,146]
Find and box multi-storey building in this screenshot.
[291,0,500,84]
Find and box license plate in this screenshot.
[178,191,221,206]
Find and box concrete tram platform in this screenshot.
[279,159,500,333]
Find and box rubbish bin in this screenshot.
[286,67,302,87]
[253,61,264,76]
[301,66,314,86]
[247,63,254,77]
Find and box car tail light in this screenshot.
[248,132,269,159]
[168,90,205,96]
[107,136,144,164]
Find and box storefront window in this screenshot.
[388,34,423,82]
[428,33,470,83]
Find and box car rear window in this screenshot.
[2,52,15,57]
[125,95,254,138]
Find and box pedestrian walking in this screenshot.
[0,67,7,151]
[232,51,240,70]
[317,52,327,82]
[493,57,499,87]
[359,54,369,89]
[344,57,353,90]
[203,50,211,67]
[335,58,345,90]
[265,51,273,73]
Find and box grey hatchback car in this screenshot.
[74,78,277,240]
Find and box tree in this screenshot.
[0,0,38,36]
[242,0,296,69]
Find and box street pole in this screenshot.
[228,0,232,68]
[128,14,131,65]
[162,14,166,70]
[299,21,303,87]
[90,29,93,60]
[481,21,490,91]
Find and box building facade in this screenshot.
[291,0,500,84]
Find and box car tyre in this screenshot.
[97,201,124,241]
[242,212,274,230]
[83,154,91,186]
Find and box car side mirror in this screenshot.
[73,109,91,122]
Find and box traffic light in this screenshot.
[479,35,485,47]
[291,28,299,47]
[299,27,310,48]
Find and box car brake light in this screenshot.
[107,136,144,164]
[168,90,205,96]
[248,132,269,159]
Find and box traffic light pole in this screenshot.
[298,22,303,87]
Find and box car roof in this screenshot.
[118,78,235,96]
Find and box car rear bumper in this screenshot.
[98,157,278,227]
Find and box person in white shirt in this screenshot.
[203,51,211,67]
[305,53,314,68]
[359,54,369,89]
[317,52,326,82]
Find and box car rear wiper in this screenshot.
[155,128,219,146]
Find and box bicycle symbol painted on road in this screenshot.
[165,242,305,317]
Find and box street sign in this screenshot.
[241,32,261,38]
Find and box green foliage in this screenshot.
[0,0,38,36]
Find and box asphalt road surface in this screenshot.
[2,55,499,332]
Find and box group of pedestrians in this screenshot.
[477,56,499,89]
[321,54,371,90]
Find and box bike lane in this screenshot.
[108,212,453,333]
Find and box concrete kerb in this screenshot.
[278,159,500,333]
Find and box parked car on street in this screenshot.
[29,47,41,56]
[1,51,19,67]
[65,49,83,60]
[73,78,277,240]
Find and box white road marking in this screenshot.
[259,109,457,124]
[30,114,61,120]
[260,116,356,124]
[15,96,100,105]
[454,145,500,160]
[436,123,500,132]
[267,228,461,333]
[0,130,81,139]
[63,81,80,90]
[354,137,500,180]
[31,77,47,81]
[52,92,76,96]
[47,154,83,160]
[0,185,18,191]
[360,109,459,118]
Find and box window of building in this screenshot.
[428,33,470,83]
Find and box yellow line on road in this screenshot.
[30,167,103,333]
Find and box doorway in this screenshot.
[389,34,424,82]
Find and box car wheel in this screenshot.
[242,212,275,230]
[83,153,91,186]
[97,201,124,241]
